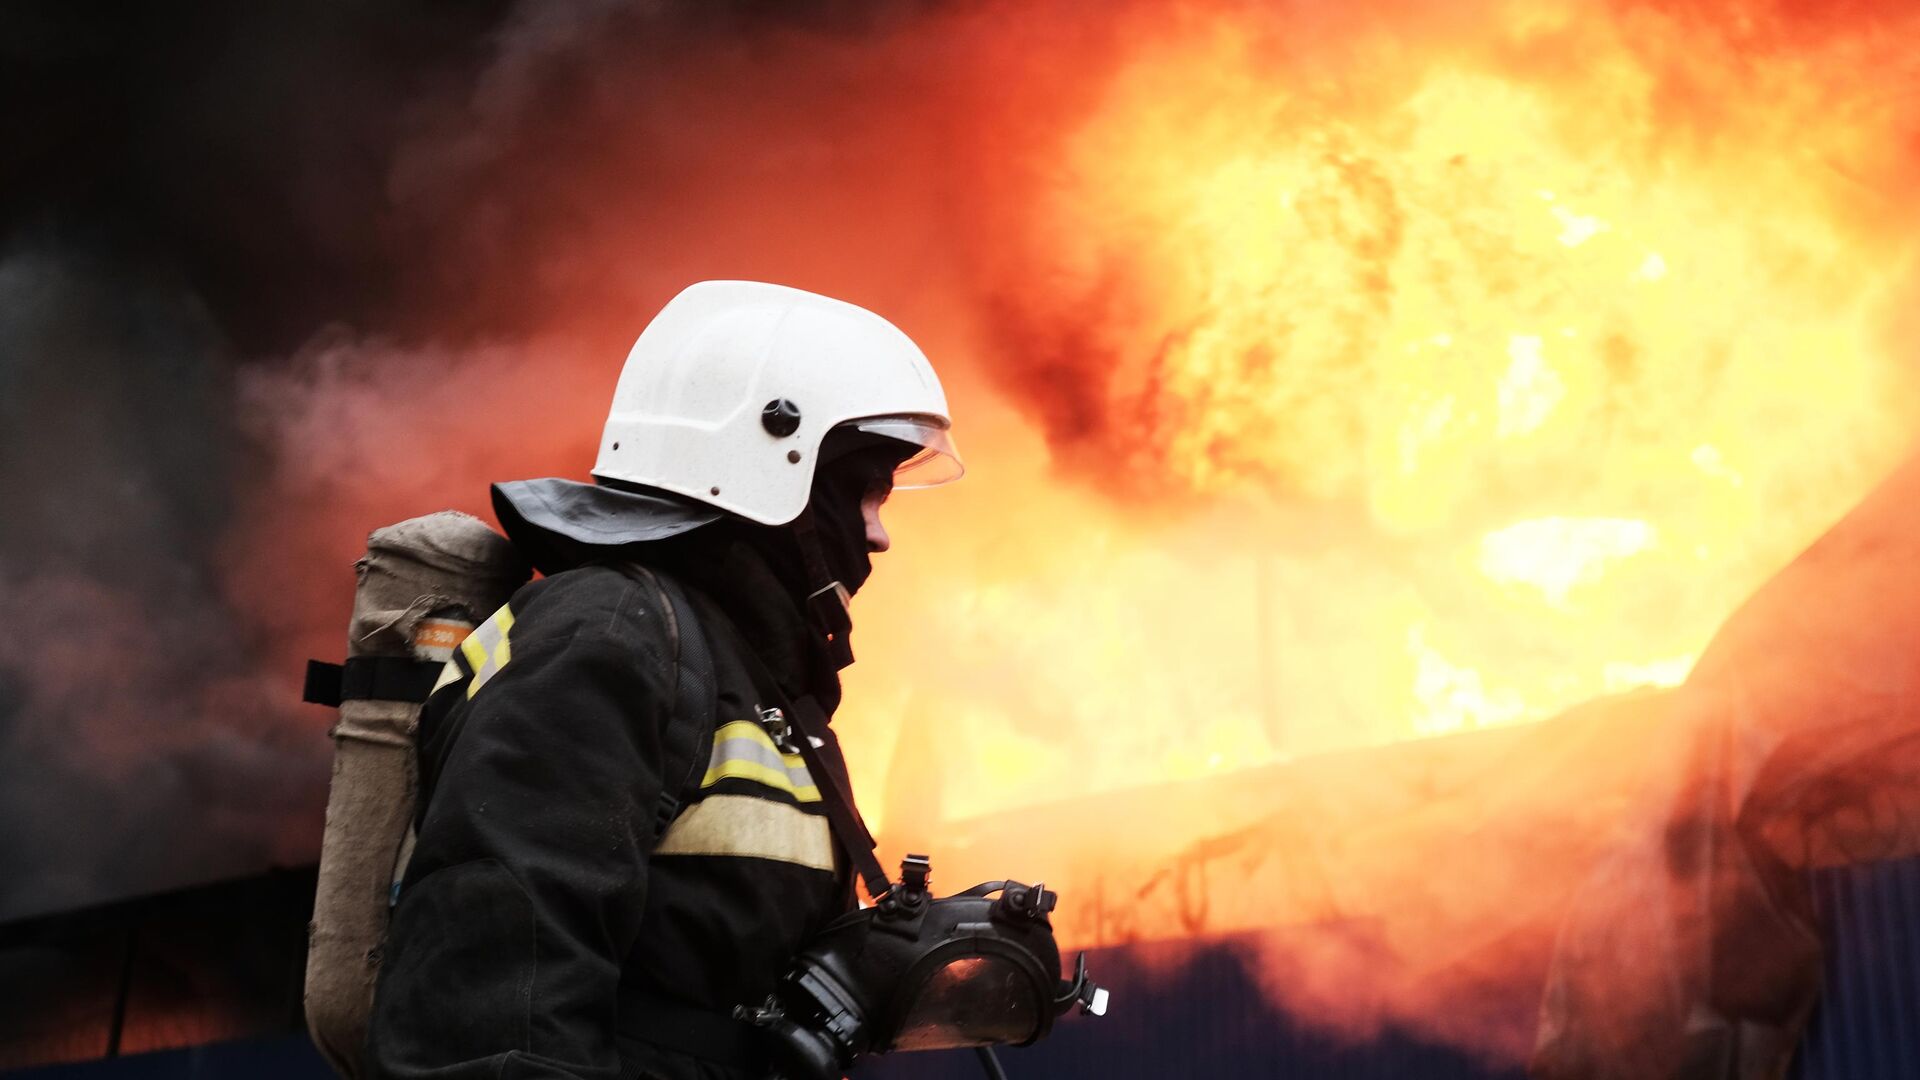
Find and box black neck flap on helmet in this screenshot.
[493,427,915,689]
[490,477,721,577]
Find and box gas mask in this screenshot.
[737,856,1108,1080]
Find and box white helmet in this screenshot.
[592,280,963,525]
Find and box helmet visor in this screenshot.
[852,416,965,488]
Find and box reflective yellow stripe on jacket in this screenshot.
[656,717,834,870]
[429,603,515,698]
[700,720,821,802]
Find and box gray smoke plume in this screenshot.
[0,243,323,918]
[0,1,544,920]
[0,0,954,920]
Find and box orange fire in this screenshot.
[829,0,1920,1058]
[232,0,1920,1065]
[841,0,1920,828]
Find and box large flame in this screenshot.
[217,0,1920,1066]
[841,0,1920,836]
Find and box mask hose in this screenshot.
[974,1047,1009,1080]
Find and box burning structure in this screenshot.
[6,0,1920,1077]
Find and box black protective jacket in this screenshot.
[366,542,853,1080]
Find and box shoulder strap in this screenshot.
[783,691,894,903]
[612,564,718,846]
[699,610,894,903]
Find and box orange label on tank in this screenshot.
[412,618,473,653]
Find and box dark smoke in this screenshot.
[0,0,499,918]
[8,0,1919,929]
[0,242,319,918]
[0,0,988,920]
[0,0,601,919]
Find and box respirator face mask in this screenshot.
[737,856,1108,1080]
[703,633,1108,1080]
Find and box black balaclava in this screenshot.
[805,436,913,600]
[643,433,914,708]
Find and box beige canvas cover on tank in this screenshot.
[304,511,528,1078]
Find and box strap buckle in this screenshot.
[806,580,855,669]
[755,705,799,755]
[899,853,932,896]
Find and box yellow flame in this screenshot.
[1479,517,1657,609]
[850,0,1920,840]
[1407,623,1530,736]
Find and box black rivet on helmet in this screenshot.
[710,486,721,496]
[787,450,802,464]
[761,398,802,437]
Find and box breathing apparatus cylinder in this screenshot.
[303,512,529,1079]
[738,856,1108,1080]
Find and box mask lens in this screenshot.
[890,956,1042,1052]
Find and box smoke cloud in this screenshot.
[0,243,319,917]
[1,0,974,918]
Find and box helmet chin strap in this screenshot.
[789,507,856,670]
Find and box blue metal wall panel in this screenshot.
[2,1037,331,1080]
[864,943,1521,1080]
[1791,856,1920,1080]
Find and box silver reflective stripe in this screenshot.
[701,720,821,802]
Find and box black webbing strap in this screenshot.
[704,614,893,903]
[617,991,771,1071]
[786,694,892,902]
[638,568,719,845]
[301,656,443,708]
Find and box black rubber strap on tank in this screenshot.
[301,656,442,707]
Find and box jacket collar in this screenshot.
[652,532,839,714]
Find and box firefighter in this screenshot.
[365,281,962,1080]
